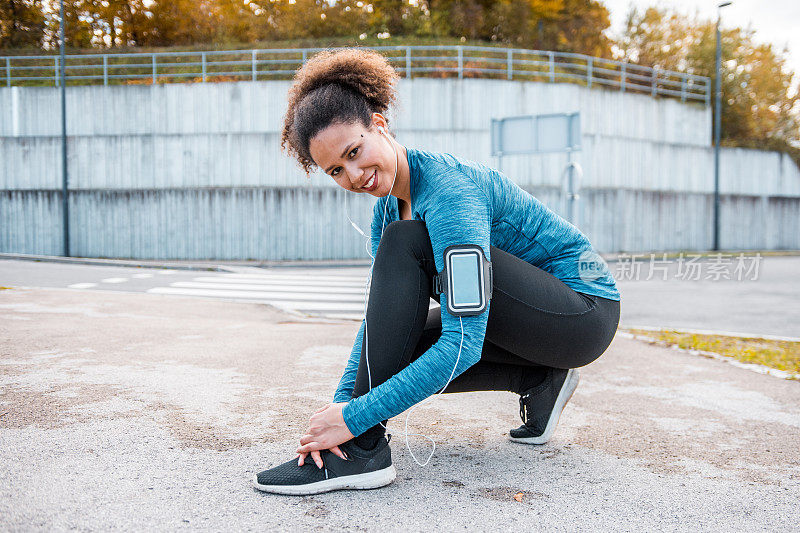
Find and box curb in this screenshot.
[621,324,800,343]
[618,328,799,381]
[602,249,800,262]
[0,253,373,271]
[4,251,797,271]
[0,253,235,272]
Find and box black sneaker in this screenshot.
[509,368,579,445]
[252,435,396,495]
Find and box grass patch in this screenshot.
[625,328,800,379]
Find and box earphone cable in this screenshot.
[345,126,465,467]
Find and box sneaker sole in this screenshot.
[252,464,396,495]
[509,368,579,445]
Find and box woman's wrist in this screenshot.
[340,401,361,438]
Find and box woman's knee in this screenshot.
[374,220,433,263]
[380,220,428,245]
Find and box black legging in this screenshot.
[350,220,620,442]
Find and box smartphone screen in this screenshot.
[449,252,482,307]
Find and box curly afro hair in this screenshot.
[281,47,401,177]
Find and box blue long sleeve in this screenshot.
[333,146,619,437]
[332,199,391,404]
[332,320,365,404]
[341,163,492,437]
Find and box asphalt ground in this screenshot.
[2,253,799,337]
[1,282,799,531]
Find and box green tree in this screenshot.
[42,0,97,49]
[369,0,409,36]
[144,0,220,46]
[487,0,547,45]
[484,0,611,56]
[617,6,799,162]
[425,0,478,39]
[319,0,367,38]
[0,0,46,48]
[548,0,611,57]
[95,1,153,48]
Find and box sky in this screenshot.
[600,0,800,92]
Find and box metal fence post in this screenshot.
[548,52,554,82]
[202,52,206,82]
[302,50,307,64]
[152,55,157,84]
[457,46,463,79]
[651,67,657,97]
[405,47,411,79]
[621,63,626,93]
[507,49,512,80]
[54,56,59,87]
[103,55,108,86]
[251,50,257,81]
[587,57,593,88]
[5,57,10,87]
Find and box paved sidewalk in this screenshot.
[1,287,798,531]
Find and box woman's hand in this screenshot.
[295,402,354,467]
[296,448,345,469]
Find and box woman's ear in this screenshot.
[371,112,388,132]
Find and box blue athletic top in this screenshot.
[333,147,620,437]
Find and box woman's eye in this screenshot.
[349,147,359,157]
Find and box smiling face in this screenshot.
[308,115,397,197]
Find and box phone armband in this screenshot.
[432,244,493,317]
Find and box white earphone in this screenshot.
[343,122,465,467]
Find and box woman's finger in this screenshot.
[330,445,347,461]
[297,452,308,466]
[296,441,325,455]
[311,450,323,469]
[299,434,315,446]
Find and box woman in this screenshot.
[253,48,620,495]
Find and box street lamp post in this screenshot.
[60,0,70,257]
[713,1,731,252]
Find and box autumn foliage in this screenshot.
[617,6,799,165]
[0,0,613,56]
[0,1,797,161]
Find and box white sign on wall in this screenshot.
[490,112,581,156]
[490,112,583,227]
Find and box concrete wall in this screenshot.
[1,79,798,259]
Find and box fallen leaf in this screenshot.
[513,492,524,502]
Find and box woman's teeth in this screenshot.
[363,173,376,190]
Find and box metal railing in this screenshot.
[1,45,710,103]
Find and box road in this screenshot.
[1,282,798,531]
[1,254,798,337]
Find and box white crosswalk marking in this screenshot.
[153,284,365,302]
[146,272,371,319]
[215,273,366,284]
[190,278,365,291]
[68,282,97,289]
[101,277,128,284]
